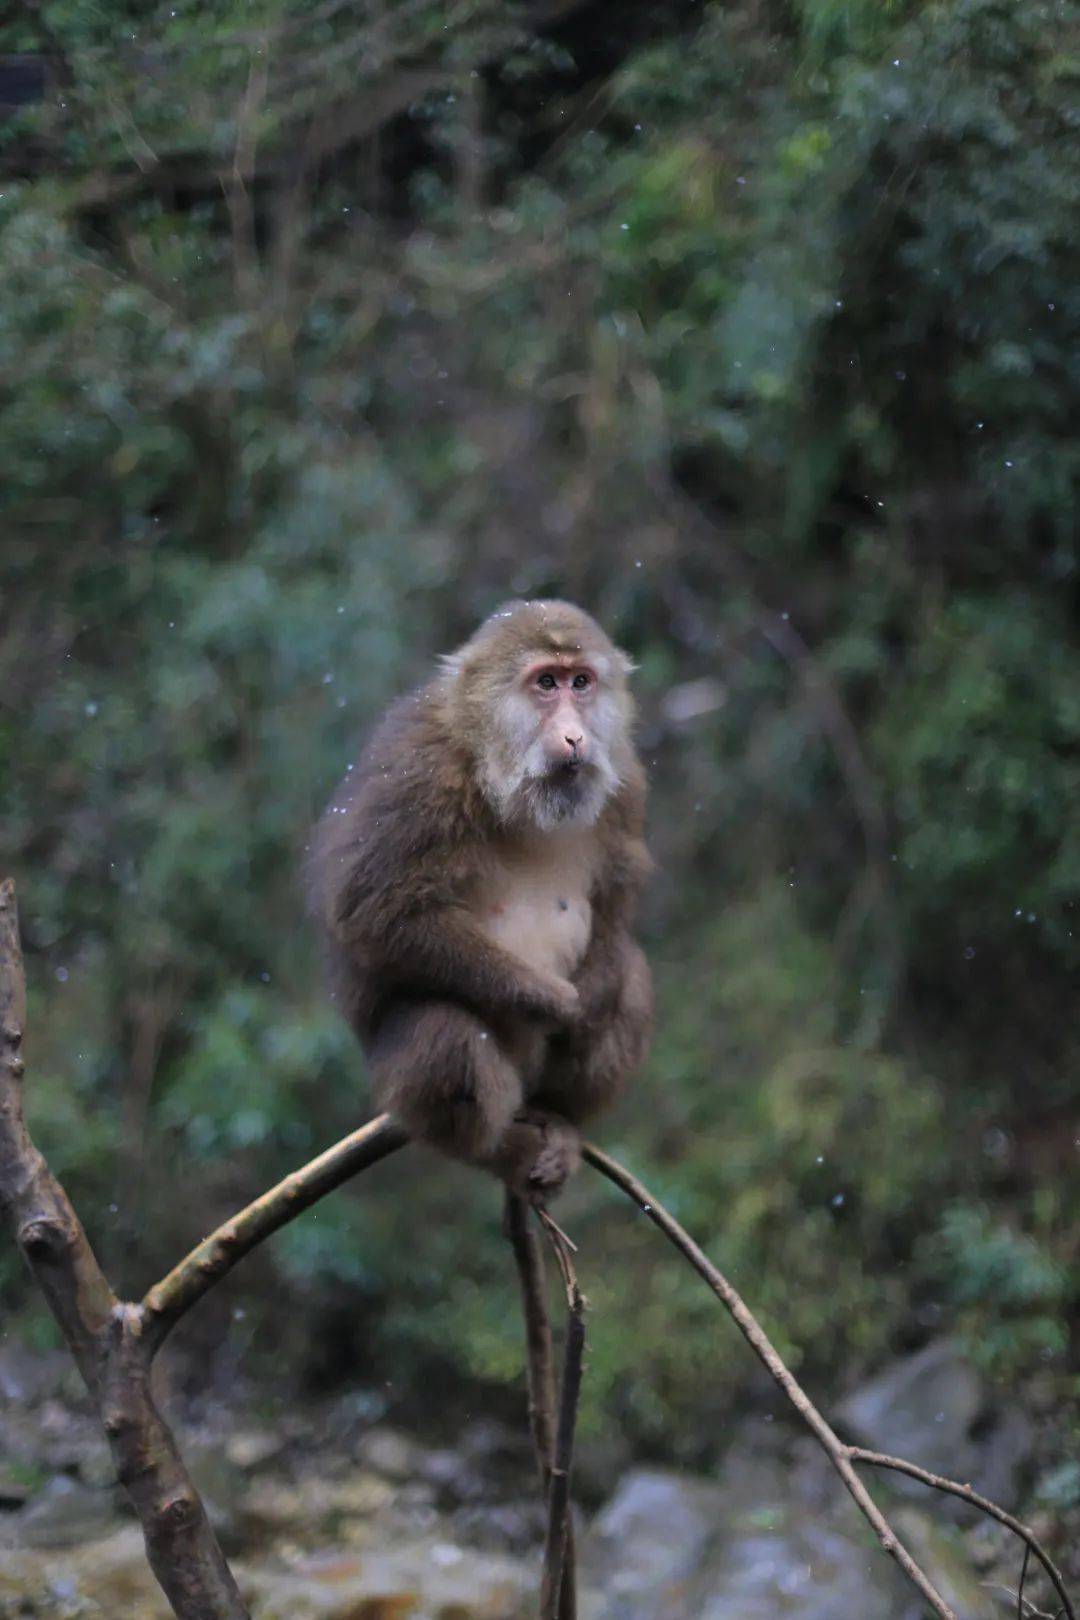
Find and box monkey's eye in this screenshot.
[536,672,558,692]
[571,672,592,691]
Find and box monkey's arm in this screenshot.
[363,904,580,1026]
[574,806,652,1018]
[535,815,653,1122]
[324,791,579,1027]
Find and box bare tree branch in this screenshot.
[505,1191,576,1619]
[537,1209,586,1620]
[848,1450,1074,1620]
[0,880,249,1620]
[2,871,1072,1620]
[143,1113,407,1351]
[584,1140,964,1620]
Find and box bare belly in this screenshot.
[472,826,596,981]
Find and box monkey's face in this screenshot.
[483,654,625,831]
[444,600,636,832]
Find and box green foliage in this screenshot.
[2,0,1078,1448]
[921,1203,1070,1373]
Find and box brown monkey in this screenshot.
[310,600,652,1202]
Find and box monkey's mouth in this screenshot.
[550,757,588,785]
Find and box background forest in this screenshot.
[2,0,1079,1551]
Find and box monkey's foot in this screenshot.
[496,1109,581,1205]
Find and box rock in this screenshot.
[0,1344,71,1406]
[0,1472,118,1551]
[242,1472,395,1538]
[357,1428,427,1482]
[695,1515,911,1620]
[894,1507,1008,1618]
[0,1524,171,1618]
[582,1468,726,1613]
[837,1341,982,1473]
[242,1535,533,1619]
[227,1428,287,1471]
[835,1340,1033,1509]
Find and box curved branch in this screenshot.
[848,1449,1074,1620]
[142,1112,408,1349]
[584,1140,1077,1620]
[4,871,1071,1620]
[583,1140,956,1620]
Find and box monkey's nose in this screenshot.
[565,732,583,751]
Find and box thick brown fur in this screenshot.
[310,600,652,1202]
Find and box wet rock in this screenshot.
[226,1428,286,1472]
[357,1428,428,1482]
[583,1468,725,1612]
[242,1536,533,1619]
[0,1473,118,1551]
[836,1341,1033,1509]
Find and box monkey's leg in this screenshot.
[368,999,522,1164]
[536,942,653,1125]
[493,1108,581,1205]
[369,1002,580,1202]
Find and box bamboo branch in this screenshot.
[0,880,249,1620]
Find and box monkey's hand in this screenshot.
[527,974,580,1029]
[493,1108,582,1205]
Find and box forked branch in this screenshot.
[582,1142,1075,1620]
[0,881,249,1620]
[1,877,1072,1620]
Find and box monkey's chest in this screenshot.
[474,838,595,979]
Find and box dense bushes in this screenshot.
[1,0,1077,1461]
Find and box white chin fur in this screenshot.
[484,757,618,831]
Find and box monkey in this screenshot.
[310,599,652,1204]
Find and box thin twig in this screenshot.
[584,1140,1077,1620]
[848,1450,1074,1620]
[505,1191,558,1482]
[505,1193,576,1619]
[538,1211,586,1620]
[582,1140,960,1619]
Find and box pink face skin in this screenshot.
[521,659,599,770]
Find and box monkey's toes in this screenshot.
[495,1111,581,1205]
[524,1143,573,1203]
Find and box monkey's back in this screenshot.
[309,685,492,1038]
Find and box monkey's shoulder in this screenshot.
[329,691,490,884]
[594,761,652,886]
